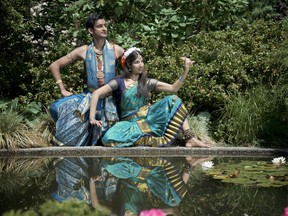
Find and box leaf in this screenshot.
[170,15,179,22]
[73,30,79,38]
[180,23,187,27]
[171,33,179,38]
[142,25,151,31]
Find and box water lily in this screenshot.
[139,209,165,216]
[201,161,214,170]
[272,156,286,166]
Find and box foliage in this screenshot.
[270,26,288,75]
[187,112,217,146]
[216,85,288,147]
[3,199,108,216]
[146,19,288,113]
[0,157,53,215]
[0,99,52,149]
[247,0,278,20]
[0,158,52,195]
[0,0,34,98]
[205,159,288,187]
[1,0,288,147]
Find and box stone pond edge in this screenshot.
[0,146,287,158]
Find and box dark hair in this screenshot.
[85,13,105,30]
[122,50,149,98]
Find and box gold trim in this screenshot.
[137,119,151,134]
[123,105,149,121]
[137,183,148,192]
[134,136,152,146]
[137,168,151,180]
[162,160,188,198]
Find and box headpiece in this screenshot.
[121,47,141,68]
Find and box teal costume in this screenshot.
[102,78,188,147]
[101,157,187,215]
[49,41,118,146]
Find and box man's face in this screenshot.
[91,19,107,38]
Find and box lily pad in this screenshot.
[205,159,288,187]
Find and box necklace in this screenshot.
[93,47,102,55]
[125,78,136,87]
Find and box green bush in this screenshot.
[3,199,108,216]
[145,19,288,113]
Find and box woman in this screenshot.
[89,47,209,148]
[49,13,124,146]
[100,157,188,216]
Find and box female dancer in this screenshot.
[89,47,209,148]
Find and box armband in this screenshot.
[179,75,184,82]
[56,80,63,84]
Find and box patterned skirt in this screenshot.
[50,91,118,146]
[102,95,188,147]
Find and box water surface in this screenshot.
[0,156,287,216]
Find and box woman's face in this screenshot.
[131,54,144,75]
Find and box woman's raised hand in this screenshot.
[180,57,195,71]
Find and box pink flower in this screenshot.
[283,207,288,216]
[139,208,166,216]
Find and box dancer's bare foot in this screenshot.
[185,137,210,148]
[185,156,214,166]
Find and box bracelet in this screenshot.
[90,178,97,183]
[183,129,195,142]
[183,163,194,173]
[56,80,63,84]
[179,75,184,82]
[89,117,96,121]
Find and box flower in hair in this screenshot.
[124,47,141,59]
[121,47,141,68]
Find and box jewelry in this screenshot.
[89,117,96,121]
[183,163,194,173]
[56,80,62,84]
[179,75,184,82]
[96,71,105,79]
[183,129,195,142]
[66,53,74,62]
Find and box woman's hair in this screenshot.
[122,51,149,98]
[85,12,105,30]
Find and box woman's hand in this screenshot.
[180,57,194,71]
[90,118,103,127]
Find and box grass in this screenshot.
[219,85,288,147]
[0,110,52,149]
[187,111,217,146]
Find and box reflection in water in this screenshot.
[0,156,287,215]
[51,156,203,215]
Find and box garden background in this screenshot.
[1,0,288,149]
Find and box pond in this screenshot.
[0,155,287,216]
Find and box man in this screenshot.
[49,13,124,146]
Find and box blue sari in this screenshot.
[49,41,118,146]
[102,78,188,147]
[51,157,91,203]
